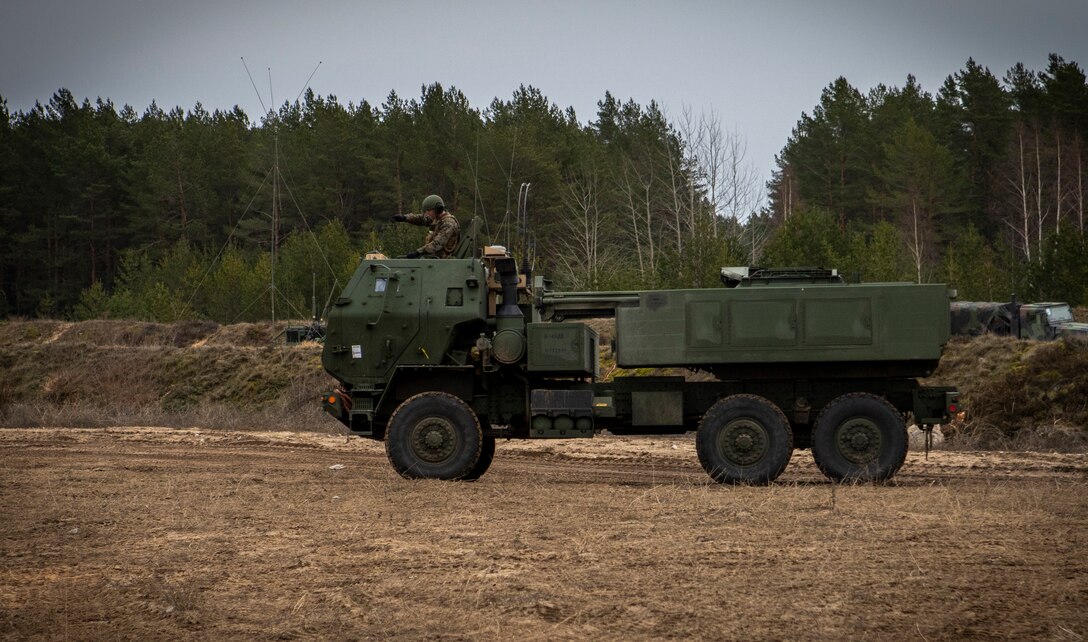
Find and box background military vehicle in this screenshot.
[950,300,1088,340]
[319,227,958,485]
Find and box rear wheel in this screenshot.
[811,393,907,482]
[696,394,793,485]
[386,392,483,480]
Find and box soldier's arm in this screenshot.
[403,213,430,226]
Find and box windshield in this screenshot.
[1046,304,1074,322]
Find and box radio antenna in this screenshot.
[518,182,532,282]
[240,57,268,116]
[294,61,323,103]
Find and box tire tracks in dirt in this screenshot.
[3,427,1085,487]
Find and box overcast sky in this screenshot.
[3,0,1086,197]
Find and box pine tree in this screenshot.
[935,59,1011,236]
[780,77,873,223]
[869,119,964,283]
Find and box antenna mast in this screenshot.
[269,68,278,324]
[518,182,532,280]
[239,58,322,326]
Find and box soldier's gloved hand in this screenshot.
[405,250,421,259]
[391,214,407,222]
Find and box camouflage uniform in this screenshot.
[405,211,460,258]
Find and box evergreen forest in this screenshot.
[1,54,1086,323]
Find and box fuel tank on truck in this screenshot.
[613,275,951,379]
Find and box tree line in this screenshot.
[768,54,1087,304]
[1,53,1085,322]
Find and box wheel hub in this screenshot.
[410,417,458,463]
[836,418,882,465]
[718,419,768,466]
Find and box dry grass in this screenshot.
[1,428,1086,640]
[0,320,329,431]
[3,319,1087,450]
[927,335,1088,450]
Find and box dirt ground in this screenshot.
[2,428,1086,641]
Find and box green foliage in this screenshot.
[846,221,914,282]
[277,220,360,318]
[144,281,193,322]
[781,77,873,219]
[940,224,1007,300]
[654,215,748,289]
[760,208,848,268]
[868,118,965,282]
[770,54,1088,296]
[1023,227,1088,306]
[375,221,426,259]
[199,248,269,323]
[935,59,1011,233]
[70,220,366,323]
[6,56,1088,319]
[74,281,111,320]
[6,83,703,317]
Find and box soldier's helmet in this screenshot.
[421,194,445,213]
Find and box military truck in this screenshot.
[320,233,958,485]
[283,320,326,344]
[950,300,1088,340]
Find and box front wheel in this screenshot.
[811,393,907,482]
[461,435,496,481]
[696,394,793,485]
[385,392,483,480]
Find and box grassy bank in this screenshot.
[1,320,1085,450]
[0,320,333,432]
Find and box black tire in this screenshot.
[696,394,793,485]
[811,392,907,482]
[385,392,483,480]
[460,435,496,482]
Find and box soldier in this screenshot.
[391,194,460,259]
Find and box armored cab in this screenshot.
[322,258,489,386]
[321,246,958,486]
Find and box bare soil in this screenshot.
[2,428,1086,640]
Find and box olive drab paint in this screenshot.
[612,283,949,375]
[321,231,959,485]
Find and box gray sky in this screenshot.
[3,0,1086,200]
